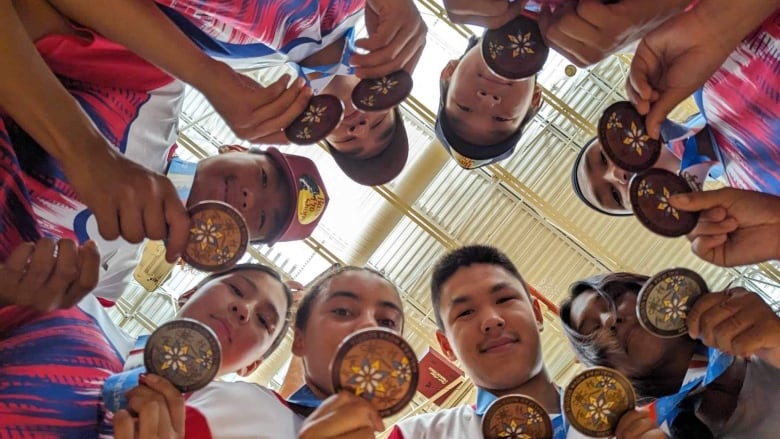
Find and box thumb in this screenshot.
[669,189,734,212]
[645,88,691,140]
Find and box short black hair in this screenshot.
[193,263,293,360]
[430,245,525,331]
[294,265,403,331]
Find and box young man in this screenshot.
[0,245,292,438]
[45,0,427,186]
[436,36,543,170]
[389,245,663,439]
[177,266,405,438]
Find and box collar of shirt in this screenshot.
[287,384,323,411]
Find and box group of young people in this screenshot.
[1,0,779,437]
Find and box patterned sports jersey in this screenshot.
[155,0,364,70]
[0,27,183,302]
[0,296,134,439]
[698,10,780,195]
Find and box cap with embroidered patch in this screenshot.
[264,147,329,245]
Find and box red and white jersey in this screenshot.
[185,381,304,438]
[5,28,185,303]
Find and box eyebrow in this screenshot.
[327,290,403,315]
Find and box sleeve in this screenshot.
[185,405,214,439]
[90,243,143,304]
[387,425,406,439]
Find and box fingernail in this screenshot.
[138,373,148,385]
[296,77,306,88]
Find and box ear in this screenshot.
[435,330,458,363]
[236,359,262,377]
[528,85,543,118]
[291,328,304,357]
[440,59,459,83]
[532,298,544,328]
[177,287,197,308]
[218,144,249,154]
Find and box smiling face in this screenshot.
[292,270,404,397]
[322,75,396,160]
[575,138,681,215]
[565,284,693,378]
[442,45,535,146]
[189,151,292,242]
[177,268,289,376]
[436,264,543,392]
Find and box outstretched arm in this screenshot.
[628,0,780,138]
[0,0,189,261]
[45,0,312,144]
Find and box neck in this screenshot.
[652,339,700,392]
[300,35,346,68]
[489,369,561,414]
[656,143,682,172]
[302,377,331,401]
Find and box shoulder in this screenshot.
[393,405,478,438]
[186,382,303,438]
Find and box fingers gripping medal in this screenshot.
[331,328,419,417]
[183,201,249,272]
[481,15,549,80]
[637,268,708,338]
[482,395,553,439]
[103,319,221,412]
[563,367,636,438]
[351,70,413,112]
[285,94,344,145]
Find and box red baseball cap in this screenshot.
[263,147,330,245]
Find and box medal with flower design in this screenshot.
[330,328,419,417]
[637,268,708,338]
[144,318,222,393]
[629,169,699,237]
[481,15,549,79]
[482,394,553,439]
[285,94,344,145]
[183,201,249,272]
[597,101,661,172]
[352,70,413,112]
[563,367,636,437]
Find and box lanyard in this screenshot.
[646,347,734,430]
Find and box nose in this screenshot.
[241,187,255,211]
[477,89,502,106]
[480,313,506,334]
[230,302,251,324]
[354,312,382,332]
[605,162,629,186]
[347,116,369,137]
